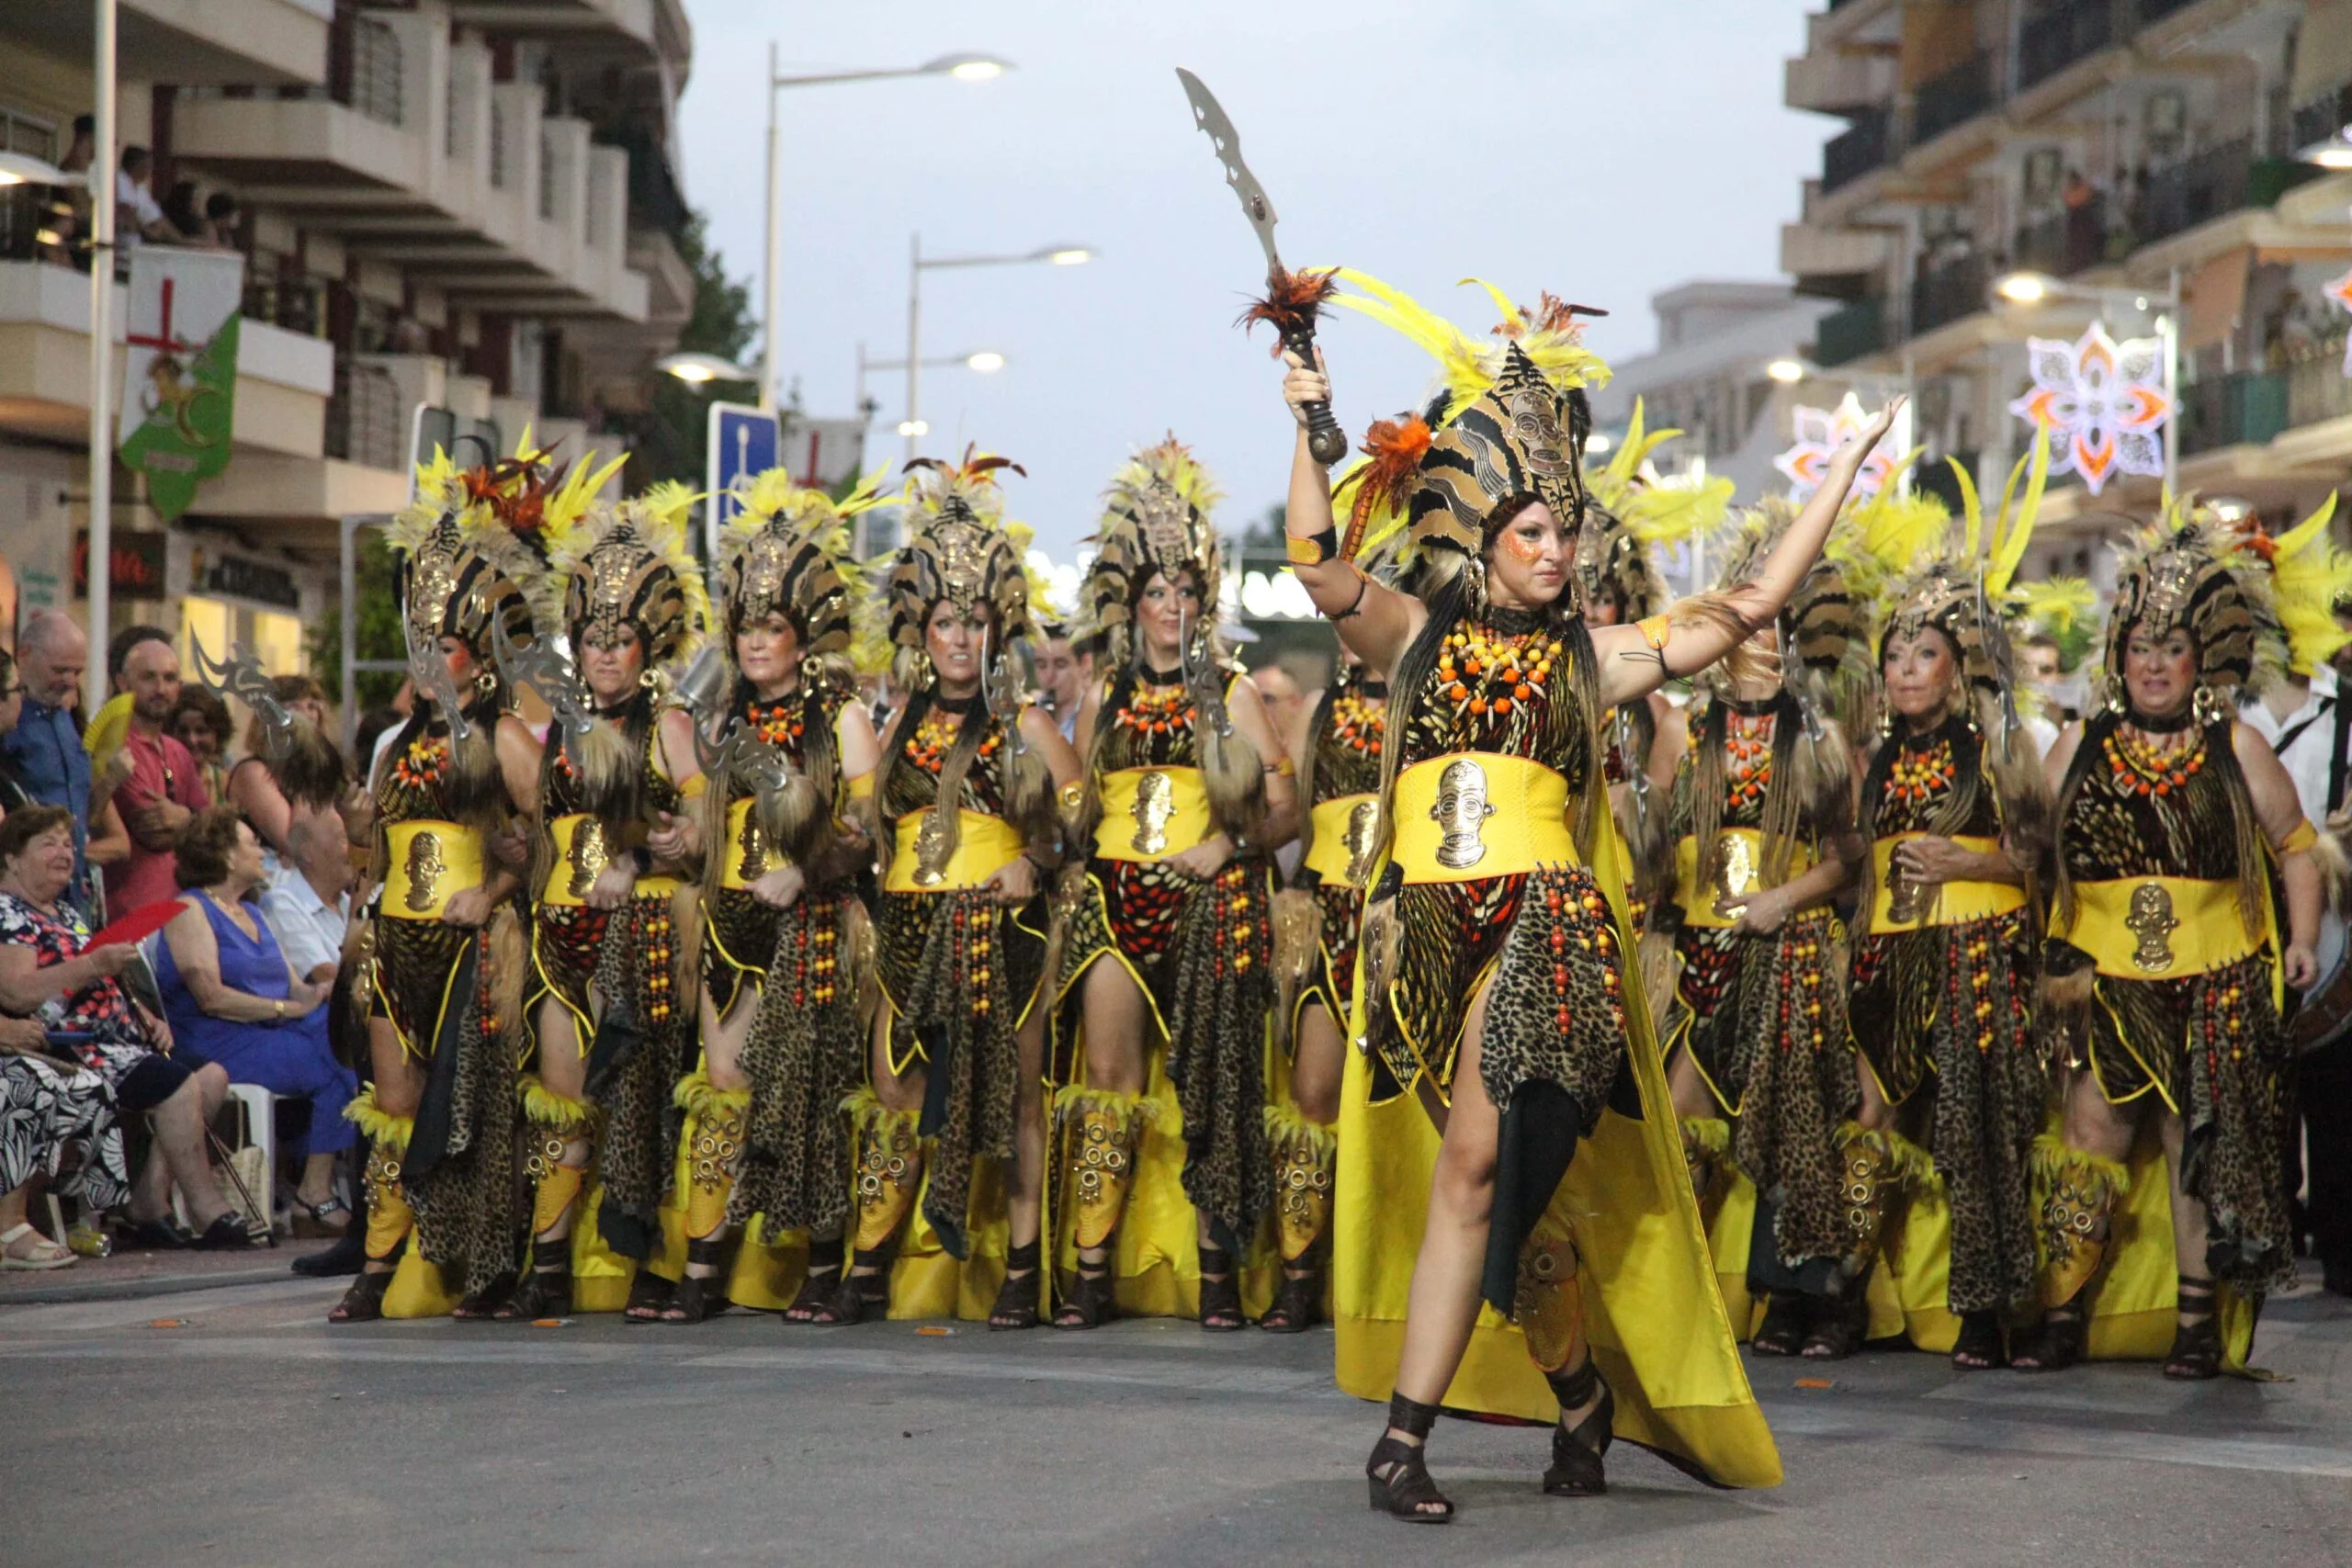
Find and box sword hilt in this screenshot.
[1281,321,1348,467]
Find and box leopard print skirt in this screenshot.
[729,891,864,1239]
[703,886,781,1021]
[1295,880,1363,1029]
[2086,956,2293,1293]
[1851,912,2042,1313]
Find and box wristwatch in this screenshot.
[273,998,286,1021]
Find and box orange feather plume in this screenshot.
[1238,265,1340,348]
[1340,415,1431,560]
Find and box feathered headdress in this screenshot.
[1577,398,1731,622]
[886,447,1041,691]
[2100,506,2288,716]
[718,467,888,661]
[549,479,709,676]
[390,432,605,658]
[1326,270,1610,581]
[1710,500,1866,706]
[2256,495,2352,679]
[1080,436,1225,671]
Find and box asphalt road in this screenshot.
[4,1272,2347,1567]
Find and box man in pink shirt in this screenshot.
[103,627,210,915]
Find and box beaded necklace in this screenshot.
[1435,623,1562,718]
[1329,690,1385,758]
[391,732,448,792]
[748,696,804,749]
[1116,680,1195,737]
[903,700,999,774]
[1885,734,1956,806]
[1723,705,1774,811]
[2103,722,2206,798]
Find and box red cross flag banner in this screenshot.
[118,246,246,522]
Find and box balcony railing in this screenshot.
[1822,107,1891,194]
[2012,196,2109,277]
[2178,369,2287,457]
[2137,0,2198,19]
[328,10,403,128]
[324,358,406,470]
[2139,136,2250,246]
[1912,52,1994,146]
[1910,251,1988,337]
[1815,296,1887,367]
[242,273,329,339]
[2017,2,2114,92]
[2287,343,2352,430]
[2290,83,2351,160]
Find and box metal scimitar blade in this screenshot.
[1175,68,1283,274]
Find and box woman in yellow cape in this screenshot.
[1276,269,1891,1517]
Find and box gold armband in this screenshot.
[2278,819,2318,855]
[1635,615,1669,651]
[1285,530,1337,566]
[845,773,874,801]
[677,773,708,800]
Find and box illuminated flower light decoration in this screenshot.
[1773,391,1898,502]
[2006,321,2170,497]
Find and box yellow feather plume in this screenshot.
[2271,493,2352,675]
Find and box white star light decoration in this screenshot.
[2007,321,2169,496]
[1773,392,1896,502]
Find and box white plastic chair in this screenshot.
[170,1082,280,1235]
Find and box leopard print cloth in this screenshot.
[404,921,526,1300]
[2060,723,2293,1292]
[729,891,864,1239]
[1053,671,1274,1250]
[1849,727,2042,1313]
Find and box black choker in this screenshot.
[1484,605,1548,637]
[931,690,981,716]
[2123,705,2194,735]
[1724,693,1781,717]
[1138,662,1185,686]
[1359,680,1389,699]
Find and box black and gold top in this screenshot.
[532,701,689,1037]
[1849,713,2042,1314]
[370,714,495,1056]
[702,685,860,1017]
[1372,609,1621,1111]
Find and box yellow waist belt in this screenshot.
[382,819,483,920]
[1868,833,2025,933]
[1094,766,1212,863]
[1304,792,1381,887]
[2062,875,2262,981]
[886,809,1026,893]
[542,813,680,907]
[1390,753,1573,885]
[1674,829,1815,929]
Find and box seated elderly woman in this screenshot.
[155,807,356,1233]
[0,806,252,1248]
[0,1011,129,1269]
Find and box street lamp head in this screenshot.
[897,419,931,438]
[1996,271,2054,306]
[656,351,757,384]
[1585,432,1614,456]
[926,52,1012,82]
[965,351,1006,373]
[1766,357,1806,384]
[0,151,70,186]
[1039,245,1094,266]
[2311,143,2352,170]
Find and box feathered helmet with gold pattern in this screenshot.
[550,479,710,672]
[1326,270,1610,595]
[886,448,1038,687]
[717,468,887,659]
[1081,437,1225,665]
[1577,398,1732,622]
[2098,494,2346,713]
[390,434,603,659]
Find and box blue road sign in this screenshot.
[705,402,781,561]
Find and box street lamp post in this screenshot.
[854,344,1006,418]
[904,237,1091,463]
[760,50,1010,414]
[1993,269,2183,493]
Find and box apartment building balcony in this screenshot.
[2287,340,2352,431]
[0,256,333,456]
[447,0,691,71]
[2017,1,2115,94]
[2179,368,2286,457]
[0,0,329,91]
[1822,107,1893,194]
[2012,196,2109,279]
[1814,296,1888,367]
[1909,251,1989,338]
[1910,52,1995,149]
[2132,138,2323,251]
[174,0,652,323]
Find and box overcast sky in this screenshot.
[676,0,1831,561]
